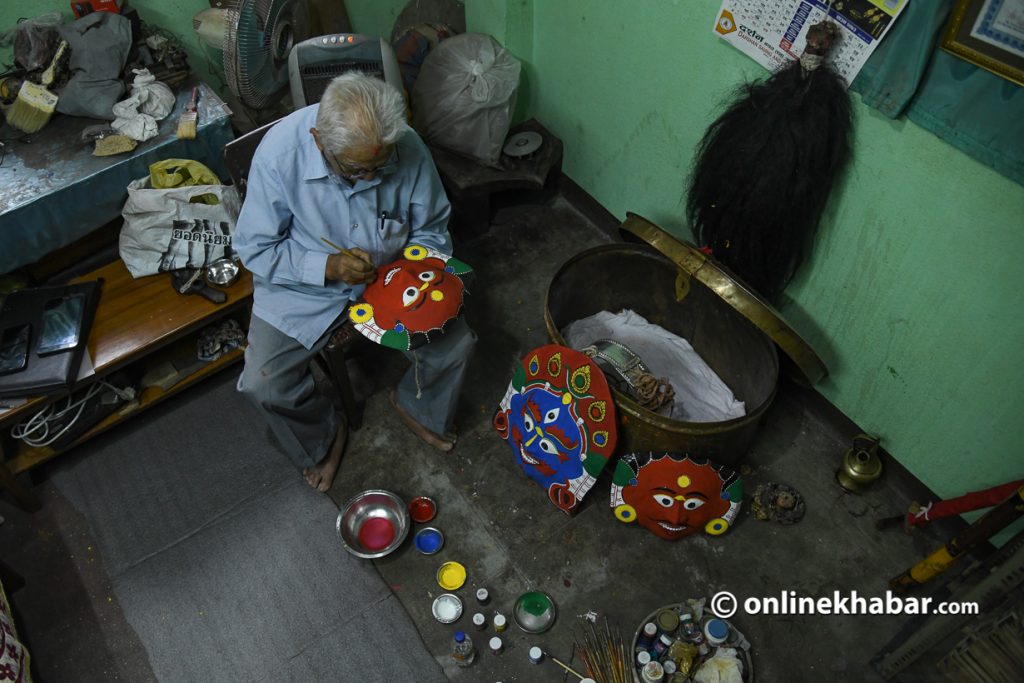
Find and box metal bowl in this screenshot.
[336,489,410,559]
[513,591,557,634]
[205,258,241,287]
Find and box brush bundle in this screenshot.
[687,21,852,303]
[575,619,631,683]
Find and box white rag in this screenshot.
[110,69,175,142]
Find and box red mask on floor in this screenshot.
[610,452,742,540]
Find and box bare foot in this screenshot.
[302,418,348,492]
[388,389,455,452]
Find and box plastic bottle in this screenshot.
[450,630,476,667]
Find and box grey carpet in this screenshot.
[49,373,446,683]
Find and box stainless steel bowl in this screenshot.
[336,489,410,559]
[205,258,241,287]
[513,591,557,634]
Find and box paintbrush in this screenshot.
[320,237,361,260]
[542,651,586,680]
[176,86,199,140]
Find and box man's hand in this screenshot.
[326,247,376,285]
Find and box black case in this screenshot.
[0,280,102,398]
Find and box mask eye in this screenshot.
[653,494,675,508]
[682,498,705,511]
[538,438,557,454]
[402,286,419,307]
[522,413,535,432]
[418,271,436,282]
[543,407,559,423]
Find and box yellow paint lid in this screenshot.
[437,561,467,591]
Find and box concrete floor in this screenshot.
[0,189,962,682]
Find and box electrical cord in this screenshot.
[10,380,136,448]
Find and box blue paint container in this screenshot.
[415,527,444,555]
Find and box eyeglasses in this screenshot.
[326,146,398,180]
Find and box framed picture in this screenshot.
[941,0,1024,86]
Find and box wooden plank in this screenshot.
[0,263,252,426]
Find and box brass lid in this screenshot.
[620,212,827,384]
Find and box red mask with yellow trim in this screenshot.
[348,244,472,350]
[610,452,743,540]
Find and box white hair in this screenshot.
[315,73,406,155]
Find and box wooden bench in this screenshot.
[0,260,253,511]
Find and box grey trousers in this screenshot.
[238,315,477,470]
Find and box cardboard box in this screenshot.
[71,0,123,18]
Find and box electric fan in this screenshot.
[288,33,402,107]
[194,0,312,109]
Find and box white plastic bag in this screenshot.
[412,33,521,167]
[119,177,241,278]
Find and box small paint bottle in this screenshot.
[704,618,730,647]
[637,650,652,667]
[493,612,508,633]
[663,659,678,676]
[472,612,487,630]
[489,636,504,654]
[641,660,665,683]
[652,634,673,660]
[680,611,702,643]
[476,587,490,605]
[637,622,658,650]
[528,646,544,664]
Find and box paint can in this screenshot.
[493,612,508,633]
[641,660,665,683]
[472,612,487,630]
[637,650,652,667]
[476,587,490,605]
[704,618,730,647]
[637,621,658,650]
[528,646,544,664]
[656,609,680,636]
[489,636,504,654]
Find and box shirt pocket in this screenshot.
[379,216,410,258]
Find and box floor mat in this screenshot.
[48,374,445,682]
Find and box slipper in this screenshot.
[388,389,455,452]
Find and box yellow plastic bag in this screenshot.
[149,159,221,204]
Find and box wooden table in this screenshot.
[0,260,252,511]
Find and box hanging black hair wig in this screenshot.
[686,22,852,303]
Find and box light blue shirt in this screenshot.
[234,104,453,349]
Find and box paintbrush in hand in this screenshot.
[176,86,199,140]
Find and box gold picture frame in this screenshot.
[941,0,1024,86]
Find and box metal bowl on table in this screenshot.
[337,489,410,559]
[205,258,241,287]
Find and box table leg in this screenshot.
[0,458,41,513]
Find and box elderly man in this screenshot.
[234,73,476,492]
